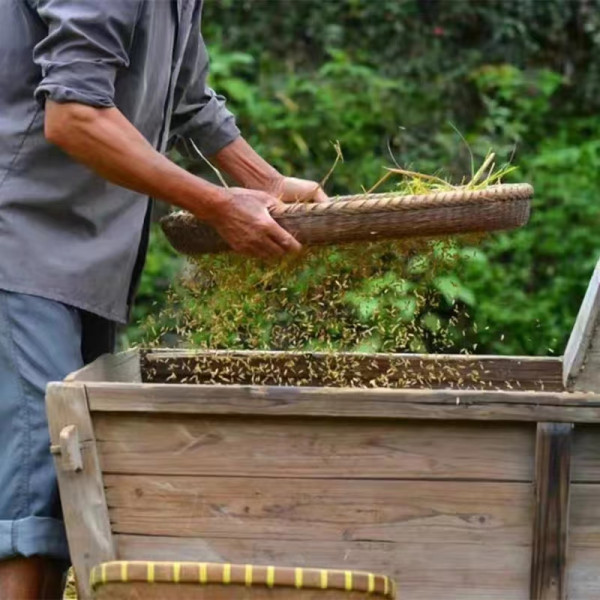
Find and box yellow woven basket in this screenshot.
[90,561,398,600]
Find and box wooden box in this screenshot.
[47,261,600,600]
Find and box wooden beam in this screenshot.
[530,422,573,600]
[564,259,600,391]
[66,349,142,383]
[45,382,116,600]
[85,382,600,423]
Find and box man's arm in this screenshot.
[44,102,301,258]
[169,23,327,205]
[32,0,299,258]
[213,137,329,203]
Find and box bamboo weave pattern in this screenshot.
[161,183,533,256]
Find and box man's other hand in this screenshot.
[205,187,302,259]
[267,176,328,204]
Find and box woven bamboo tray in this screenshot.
[161,183,533,256]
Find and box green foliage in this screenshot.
[131,0,600,357]
[460,118,600,355]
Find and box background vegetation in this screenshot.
[128,0,600,356]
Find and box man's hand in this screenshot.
[266,175,328,204]
[213,138,328,203]
[205,188,302,259]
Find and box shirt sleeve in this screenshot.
[30,0,141,108]
[169,31,240,158]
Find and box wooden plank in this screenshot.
[571,426,600,482]
[116,534,531,600]
[105,475,533,545]
[86,383,600,423]
[566,484,600,598]
[570,483,600,547]
[66,349,141,383]
[95,415,535,480]
[563,259,600,391]
[567,547,600,600]
[530,423,573,600]
[45,383,116,600]
[144,349,564,391]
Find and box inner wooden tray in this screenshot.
[141,348,562,392]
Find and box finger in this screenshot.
[229,233,274,260]
[259,234,287,258]
[312,185,329,203]
[242,225,288,259]
[266,222,302,254]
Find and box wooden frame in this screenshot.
[46,258,600,600]
[563,259,600,391]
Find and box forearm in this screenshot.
[213,137,328,204]
[212,137,281,191]
[44,101,229,220]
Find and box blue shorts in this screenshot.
[0,290,114,562]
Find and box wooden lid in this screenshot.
[90,562,397,598]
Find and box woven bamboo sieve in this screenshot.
[161,183,533,256]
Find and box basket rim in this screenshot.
[276,182,533,218]
[162,183,533,224]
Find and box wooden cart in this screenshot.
[47,259,600,600]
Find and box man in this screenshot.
[0,1,326,598]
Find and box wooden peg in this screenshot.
[50,424,83,473]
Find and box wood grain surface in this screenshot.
[67,349,141,383]
[105,475,533,545]
[563,259,600,392]
[567,483,600,599]
[86,382,600,423]
[46,383,116,600]
[95,415,534,480]
[115,533,531,600]
[530,423,572,600]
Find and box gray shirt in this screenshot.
[0,0,240,322]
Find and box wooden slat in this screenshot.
[567,484,600,598]
[144,349,564,391]
[530,423,573,600]
[105,475,533,545]
[45,383,115,600]
[95,415,535,480]
[570,484,600,548]
[86,383,600,423]
[563,259,600,391]
[567,547,600,600]
[66,349,141,383]
[116,534,531,600]
[571,426,600,482]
